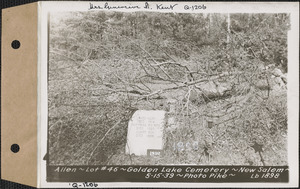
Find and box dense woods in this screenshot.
[48,11,289,166]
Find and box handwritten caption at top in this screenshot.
[88,2,206,11]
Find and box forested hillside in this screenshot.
[48,12,289,166]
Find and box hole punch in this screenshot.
[11,40,21,49]
[11,144,20,153]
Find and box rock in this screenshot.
[125,110,166,156]
[273,68,283,77]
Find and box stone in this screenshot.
[125,110,166,156]
[272,68,283,77]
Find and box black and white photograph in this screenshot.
[38,1,299,187]
[48,10,289,166]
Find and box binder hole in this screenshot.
[11,144,20,153]
[11,40,21,49]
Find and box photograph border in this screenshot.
[38,1,299,188]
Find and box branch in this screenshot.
[87,119,122,164]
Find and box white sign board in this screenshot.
[125,110,166,156]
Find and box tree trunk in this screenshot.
[227,13,231,44]
[207,13,212,36]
